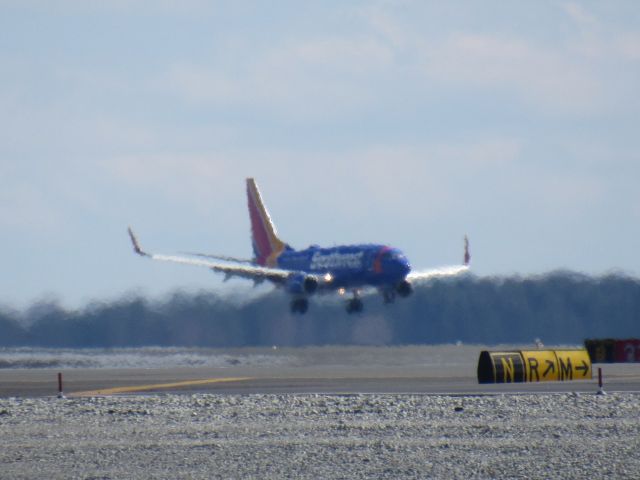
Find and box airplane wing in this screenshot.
[406,264,470,282]
[179,252,254,265]
[127,227,294,285]
[406,235,471,282]
[351,264,469,300]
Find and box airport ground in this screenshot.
[1,345,639,478]
[0,344,639,397]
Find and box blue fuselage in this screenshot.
[276,244,411,289]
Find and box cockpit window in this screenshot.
[381,250,406,263]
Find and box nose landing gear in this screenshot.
[382,290,396,304]
[396,280,413,298]
[346,298,363,314]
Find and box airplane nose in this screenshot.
[398,259,410,277]
[388,257,410,278]
[376,248,411,278]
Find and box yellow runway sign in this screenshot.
[521,350,560,382]
[70,377,254,397]
[477,351,525,383]
[554,350,591,380]
[478,349,592,384]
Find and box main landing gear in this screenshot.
[346,295,363,314]
[339,288,364,314]
[290,298,309,314]
[347,290,364,315]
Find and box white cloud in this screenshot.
[103,137,522,224]
[105,153,239,207]
[0,183,63,232]
[615,33,640,60]
[286,37,393,72]
[562,2,598,26]
[149,3,640,121]
[160,33,396,119]
[5,0,212,15]
[560,4,640,63]
[359,3,413,50]
[161,65,241,106]
[515,168,607,215]
[420,33,602,114]
[356,2,640,116]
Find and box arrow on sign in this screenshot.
[543,360,555,377]
[576,360,589,377]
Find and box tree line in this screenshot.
[1,272,638,347]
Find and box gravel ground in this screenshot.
[1,393,639,479]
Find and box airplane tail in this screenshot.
[246,178,288,267]
[464,235,471,266]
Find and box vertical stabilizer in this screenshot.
[464,235,471,266]
[246,178,287,266]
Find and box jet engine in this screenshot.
[286,273,318,295]
[396,279,413,297]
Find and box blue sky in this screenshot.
[2,1,640,308]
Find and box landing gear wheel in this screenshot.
[383,290,396,304]
[346,297,364,314]
[290,298,309,314]
[396,280,413,298]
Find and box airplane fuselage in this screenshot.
[276,244,411,289]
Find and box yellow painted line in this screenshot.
[69,377,254,397]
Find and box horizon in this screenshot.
[3,268,639,313]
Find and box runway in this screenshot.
[1,345,639,397]
[3,346,640,479]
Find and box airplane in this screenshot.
[128,178,470,314]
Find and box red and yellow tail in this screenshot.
[246,178,287,267]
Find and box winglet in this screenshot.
[463,235,471,266]
[128,227,149,257]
